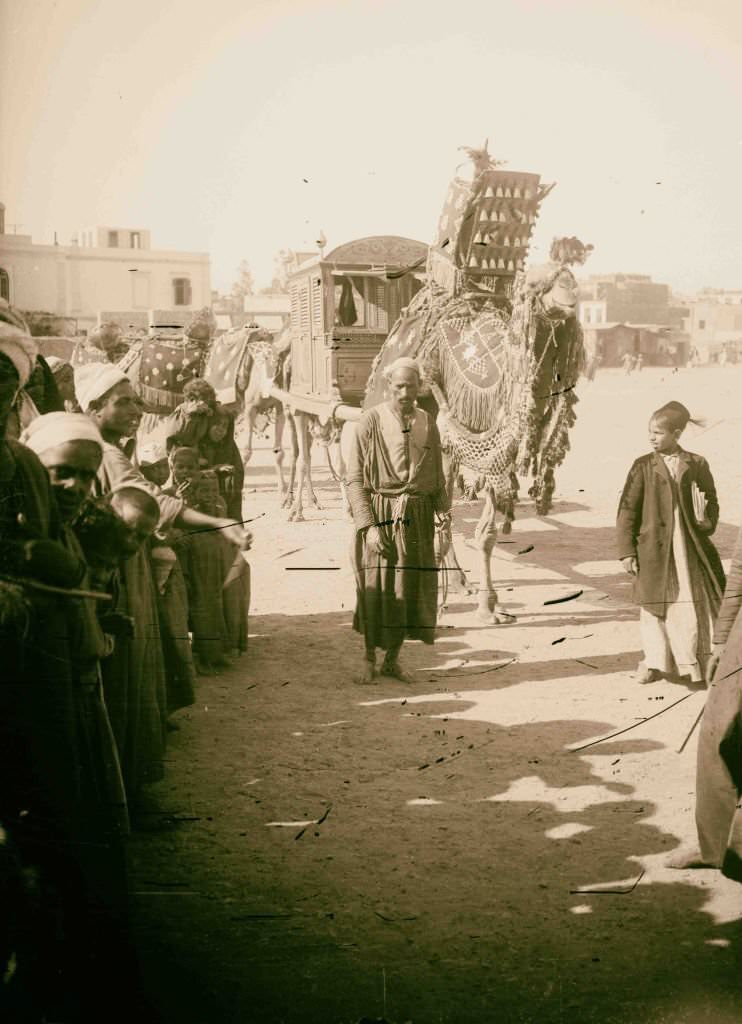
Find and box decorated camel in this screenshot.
[361,145,591,622]
[204,324,298,504]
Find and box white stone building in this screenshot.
[0,204,211,331]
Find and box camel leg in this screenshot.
[474,486,515,624]
[273,406,287,500]
[437,451,475,599]
[242,407,256,471]
[337,442,350,517]
[282,412,298,509]
[288,413,311,522]
[303,416,322,510]
[326,431,350,515]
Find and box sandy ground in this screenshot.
[129,366,742,1024]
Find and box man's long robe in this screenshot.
[696,521,742,881]
[346,403,449,652]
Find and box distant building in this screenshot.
[0,206,211,331]
[578,272,689,366]
[242,292,290,331]
[684,289,742,363]
[578,272,687,327]
[583,323,685,368]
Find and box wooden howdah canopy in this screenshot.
[282,235,427,418]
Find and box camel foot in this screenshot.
[281,492,293,509]
[492,608,516,624]
[287,508,305,523]
[309,495,323,510]
[379,661,414,683]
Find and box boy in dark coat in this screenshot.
[616,400,725,684]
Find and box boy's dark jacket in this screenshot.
[616,448,725,614]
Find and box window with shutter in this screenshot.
[290,281,300,328]
[311,277,323,338]
[387,280,402,330]
[0,268,9,302]
[299,281,310,332]
[367,279,387,332]
[173,277,192,306]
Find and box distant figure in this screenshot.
[635,353,644,372]
[622,351,634,374]
[617,400,725,686]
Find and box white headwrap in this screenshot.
[20,412,104,455]
[0,323,38,389]
[382,356,422,383]
[74,362,130,413]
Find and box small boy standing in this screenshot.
[616,401,726,684]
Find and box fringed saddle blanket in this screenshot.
[203,330,252,406]
[138,337,203,412]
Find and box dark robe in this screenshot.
[695,522,742,881]
[616,449,725,614]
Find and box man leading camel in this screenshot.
[347,357,451,683]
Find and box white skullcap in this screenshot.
[74,361,130,413]
[20,412,104,456]
[0,323,38,389]
[383,356,422,381]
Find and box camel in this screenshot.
[215,323,341,518]
[228,325,297,506]
[360,149,590,623]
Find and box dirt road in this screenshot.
[129,367,742,1024]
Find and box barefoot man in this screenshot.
[347,357,451,683]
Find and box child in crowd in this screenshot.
[616,400,726,685]
[194,471,250,659]
[199,406,244,520]
[137,448,198,720]
[164,446,232,674]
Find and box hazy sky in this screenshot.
[2,0,741,294]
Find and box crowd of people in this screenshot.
[2,303,742,1018]
[0,301,251,1022]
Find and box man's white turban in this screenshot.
[20,412,104,455]
[382,356,422,383]
[74,362,130,413]
[0,323,38,389]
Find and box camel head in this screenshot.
[523,238,592,322]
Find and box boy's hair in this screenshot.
[651,400,704,432]
[182,378,216,405]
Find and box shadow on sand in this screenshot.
[128,601,742,1024]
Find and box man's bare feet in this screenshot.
[666,847,718,870]
[635,666,661,685]
[354,660,376,685]
[379,660,414,683]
